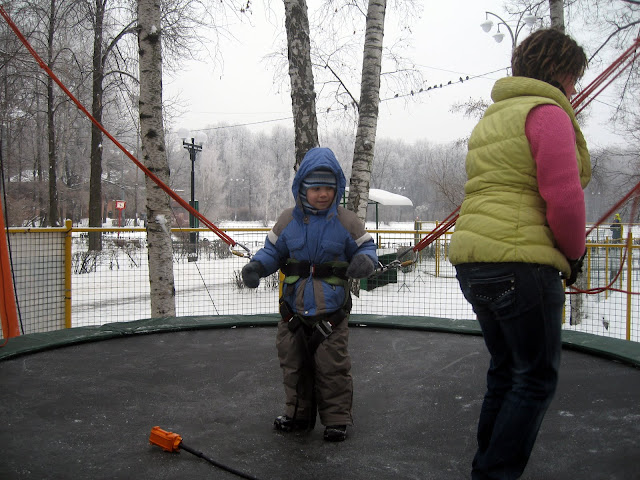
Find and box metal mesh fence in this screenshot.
[8,227,66,334]
[72,230,152,326]
[563,241,639,340]
[2,224,638,343]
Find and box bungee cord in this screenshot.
[0,6,252,259]
[573,37,640,115]
[2,4,639,282]
[397,37,640,295]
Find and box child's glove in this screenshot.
[346,255,375,279]
[241,261,265,288]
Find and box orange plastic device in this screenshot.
[149,426,182,452]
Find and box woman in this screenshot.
[448,29,590,480]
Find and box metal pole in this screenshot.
[190,139,196,228]
[183,137,202,262]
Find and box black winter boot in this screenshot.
[274,415,311,432]
[323,425,347,442]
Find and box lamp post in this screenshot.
[182,137,203,262]
[480,11,538,50]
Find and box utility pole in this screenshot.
[182,138,202,262]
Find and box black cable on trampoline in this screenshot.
[1,315,639,480]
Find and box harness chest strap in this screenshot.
[281,259,349,286]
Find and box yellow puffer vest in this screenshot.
[449,77,591,276]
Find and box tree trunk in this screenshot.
[569,273,586,326]
[46,0,60,227]
[138,0,176,318]
[549,0,565,32]
[347,0,386,224]
[283,0,319,170]
[89,0,105,250]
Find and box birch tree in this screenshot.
[346,0,386,223]
[137,0,175,317]
[283,0,319,169]
[549,0,565,30]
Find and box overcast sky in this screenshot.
[164,0,626,149]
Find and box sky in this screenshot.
[164,0,628,150]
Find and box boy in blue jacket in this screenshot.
[241,147,377,442]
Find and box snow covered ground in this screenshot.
[67,221,639,343]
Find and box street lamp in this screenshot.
[180,133,204,261]
[480,11,538,50]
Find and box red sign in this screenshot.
[115,200,126,210]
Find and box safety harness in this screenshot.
[279,258,351,354]
[279,295,352,354]
[280,259,349,286]
[278,258,353,428]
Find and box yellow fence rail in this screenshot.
[3,222,638,342]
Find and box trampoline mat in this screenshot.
[1,326,638,480]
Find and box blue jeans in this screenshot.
[455,263,565,480]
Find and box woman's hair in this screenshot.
[511,28,588,86]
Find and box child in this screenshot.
[241,147,377,442]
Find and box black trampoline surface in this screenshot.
[1,315,639,480]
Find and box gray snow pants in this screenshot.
[276,313,353,427]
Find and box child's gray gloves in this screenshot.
[242,261,265,288]
[346,255,375,279]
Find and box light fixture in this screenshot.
[177,128,190,141]
[523,14,537,26]
[480,20,493,32]
[493,26,505,44]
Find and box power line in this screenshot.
[380,67,509,103]
[190,66,510,133]
[193,116,293,133]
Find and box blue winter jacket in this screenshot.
[251,147,377,317]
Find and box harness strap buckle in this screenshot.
[315,319,333,339]
[288,316,301,333]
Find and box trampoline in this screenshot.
[1,314,639,480]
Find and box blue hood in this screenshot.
[292,148,346,211]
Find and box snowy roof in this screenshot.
[343,187,413,207]
[368,188,413,206]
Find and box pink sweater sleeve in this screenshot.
[526,104,586,260]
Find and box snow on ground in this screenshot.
[65,221,639,343]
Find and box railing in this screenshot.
[3,222,638,342]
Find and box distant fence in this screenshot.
[2,221,638,342]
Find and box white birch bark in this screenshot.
[137,0,176,317]
[283,0,319,170]
[347,0,386,223]
[549,0,565,32]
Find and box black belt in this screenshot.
[281,260,348,280]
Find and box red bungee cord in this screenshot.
[410,36,640,257]
[0,6,250,256]
[573,37,640,115]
